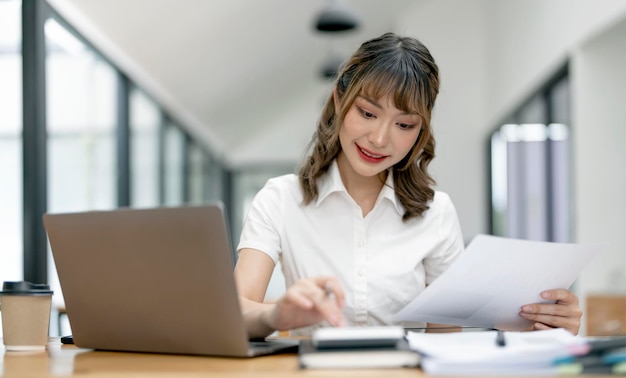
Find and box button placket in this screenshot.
[353,216,368,324]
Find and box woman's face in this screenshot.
[337,92,422,179]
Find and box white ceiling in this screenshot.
[48,0,418,166]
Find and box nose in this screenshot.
[368,121,391,147]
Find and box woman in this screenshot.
[234,32,582,338]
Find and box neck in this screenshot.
[336,154,387,216]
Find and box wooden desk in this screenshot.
[0,338,614,377]
[0,339,420,378]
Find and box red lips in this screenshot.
[356,144,387,163]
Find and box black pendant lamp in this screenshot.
[320,53,345,79]
[314,0,359,32]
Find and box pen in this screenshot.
[323,282,340,327]
[495,330,506,347]
[324,282,336,302]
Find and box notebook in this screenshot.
[43,203,298,357]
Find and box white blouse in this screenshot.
[237,161,465,334]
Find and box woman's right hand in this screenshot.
[267,276,346,331]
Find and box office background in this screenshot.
[0,0,624,336]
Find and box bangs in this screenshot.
[358,58,424,116]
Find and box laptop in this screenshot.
[43,203,298,357]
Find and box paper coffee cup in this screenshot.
[0,281,53,351]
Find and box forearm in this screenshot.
[240,296,276,339]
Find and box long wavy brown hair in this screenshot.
[298,32,440,221]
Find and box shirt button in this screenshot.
[357,240,364,247]
[357,270,365,277]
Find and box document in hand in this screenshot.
[394,234,602,330]
[406,328,586,375]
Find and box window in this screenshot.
[163,122,185,206]
[187,141,206,204]
[12,2,228,338]
[489,70,571,242]
[46,17,117,314]
[0,1,23,338]
[130,87,160,208]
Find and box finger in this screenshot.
[533,322,552,331]
[301,279,344,327]
[520,311,580,333]
[283,287,314,309]
[521,303,580,317]
[314,302,344,327]
[540,289,579,305]
[312,277,346,308]
[533,319,578,335]
[521,312,561,326]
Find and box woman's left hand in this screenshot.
[519,289,582,335]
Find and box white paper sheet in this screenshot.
[394,234,603,330]
[406,328,587,375]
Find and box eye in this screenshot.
[356,106,376,119]
[397,122,416,130]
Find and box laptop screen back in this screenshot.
[44,204,253,357]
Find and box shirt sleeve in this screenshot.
[236,178,284,264]
[423,192,465,285]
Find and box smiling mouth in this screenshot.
[357,144,387,161]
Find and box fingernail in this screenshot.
[541,292,551,299]
[522,305,533,312]
[329,316,339,326]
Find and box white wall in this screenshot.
[484,0,626,126]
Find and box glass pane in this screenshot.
[188,142,205,204]
[492,124,557,241]
[0,0,23,338]
[519,124,549,242]
[204,154,223,202]
[45,18,117,333]
[550,77,570,125]
[130,87,160,208]
[164,124,184,206]
[490,130,507,236]
[549,124,571,242]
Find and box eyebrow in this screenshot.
[357,95,415,116]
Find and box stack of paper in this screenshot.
[407,328,587,375]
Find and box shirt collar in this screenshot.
[315,160,345,206]
[315,160,404,216]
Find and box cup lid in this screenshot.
[0,281,53,296]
